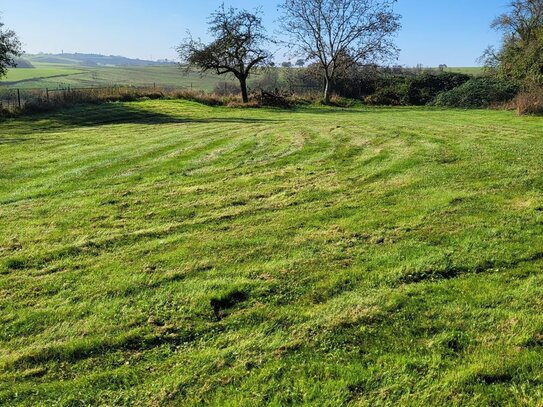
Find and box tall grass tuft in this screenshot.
[513,87,543,115]
[21,87,165,114]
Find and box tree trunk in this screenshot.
[239,76,249,103]
[323,76,331,104]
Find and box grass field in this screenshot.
[0,63,238,91]
[0,64,85,83]
[0,63,485,91]
[443,67,484,76]
[1,100,543,405]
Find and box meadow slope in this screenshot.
[0,63,482,90]
[1,101,543,406]
[0,64,239,90]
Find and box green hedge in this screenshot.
[364,72,472,106]
[432,78,519,108]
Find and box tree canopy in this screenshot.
[0,19,22,78]
[279,0,401,103]
[482,0,543,87]
[177,6,271,103]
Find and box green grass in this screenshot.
[1,63,239,90]
[443,67,485,76]
[1,63,486,92]
[1,100,543,405]
[0,63,85,83]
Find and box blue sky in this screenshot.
[2,0,508,66]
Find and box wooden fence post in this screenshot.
[17,89,21,109]
[46,88,49,100]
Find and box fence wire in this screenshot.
[0,85,180,112]
[0,82,322,112]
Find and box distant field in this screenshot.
[0,63,238,91]
[443,67,484,75]
[0,64,85,83]
[1,63,485,91]
[1,101,543,405]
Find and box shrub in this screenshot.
[169,89,226,106]
[402,72,471,105]
[252,69,281,92]
[328,95,362,107]
[213,82,240,96]
[0,105,13,118]
[432,78,519,108]
[362,72,471,106]
[20,87,168,114]
[513,87,543,115]
[252,89,293,108]
[364,87,403,105]
[285,94,313,105]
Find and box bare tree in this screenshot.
[177,5,271,103]
[0,19,22,78]
[481,0,543,86]
[491,0,543,42]
[279,0,401,103]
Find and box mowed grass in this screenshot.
[1,100,543,405]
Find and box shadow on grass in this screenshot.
[293,105,451,115]
[0,101,453,142]
[0,102,282,137]
[0,137,32,144]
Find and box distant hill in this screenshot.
[13,57,34,68]
[26,53,176,67]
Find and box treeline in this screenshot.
[480,0,543,114]
[178,0,542,114]
[2,0,541,114]
[243,66,518,109]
